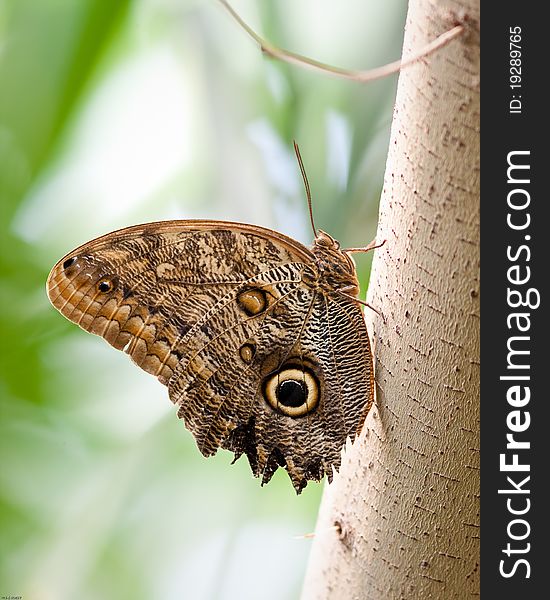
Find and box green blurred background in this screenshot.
[0,1,406,598]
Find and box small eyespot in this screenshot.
[97,279,114,293]
[239,343,256,364]
[263,365,320,417]
[63,257,76,269]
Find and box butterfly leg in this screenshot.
[336,286,386,323]
[343,238,386,254]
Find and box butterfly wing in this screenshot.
[47,221,308,385]
[168,281,374,492]
[47,220,373,492]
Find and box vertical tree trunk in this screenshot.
[301,1,480,598]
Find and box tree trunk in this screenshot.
[301,1,480,598]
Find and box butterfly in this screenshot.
[46,144,382,493]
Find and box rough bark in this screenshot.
[301,1,480,598]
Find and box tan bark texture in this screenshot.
[301,1,480,598]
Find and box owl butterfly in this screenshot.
[46,144,382,493]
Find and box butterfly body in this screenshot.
[47,220,374,493]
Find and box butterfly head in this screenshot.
[311,230,360,297]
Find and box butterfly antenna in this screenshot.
[293,141,318,238]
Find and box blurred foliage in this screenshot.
[0,0,406,598]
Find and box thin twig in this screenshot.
[218,0,464,83]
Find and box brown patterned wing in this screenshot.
[47,221,311,386]
[47,220,373,493]
[168,282,374,493]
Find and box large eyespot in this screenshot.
[263,366,319,417]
